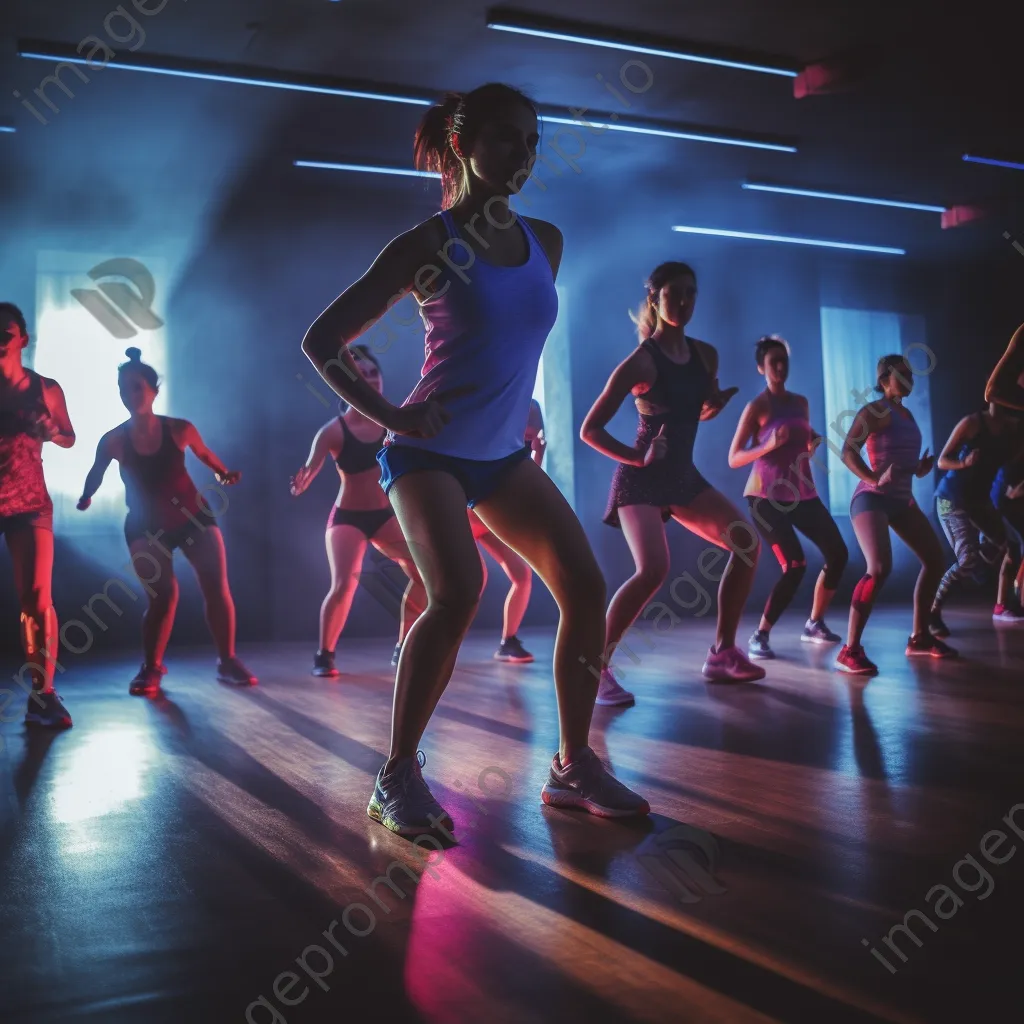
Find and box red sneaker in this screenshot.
[835,644,878,675]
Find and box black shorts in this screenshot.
[0,508,54,537]
[124,510,219,552]
[850,491,917,524]
[328,505,395,539]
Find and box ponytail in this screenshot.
[413,83,537,210]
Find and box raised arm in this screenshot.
[291,418,343,496]
[841,405,887,486]
[580,350,652,466]
[525,399,546,467]
[181,421,240,485]
[77,435,114,509]
[937,414,980,472]
[985,323,1024,411]
[728,398,774,470]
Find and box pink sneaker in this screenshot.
[595,669,635,707]
[702,645,767,682]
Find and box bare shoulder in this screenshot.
[165,416,194,446]
[522,217,563,274]
[101,424,126,458]
[864,399,890,426]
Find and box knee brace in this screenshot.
[851,574,879,615]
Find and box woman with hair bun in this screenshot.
[290,344,425,676]
[836,354,955,674]
[581,260,764,695]
[302,83,649,836]
[77,348,257,694]
[728,335,848,660]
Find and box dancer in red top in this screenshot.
[0,303,75,728]
[467,398,545,663]
[291,345,426,675]
[77,349,257,694]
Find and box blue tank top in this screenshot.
[384,210,559,461]
[935,415,1016,506]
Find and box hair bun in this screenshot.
[125,347,142,362]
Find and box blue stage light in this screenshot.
[962,153,1024,172]
[486,20,798,78]
[294,161,440,178]
[671,225,905,255]
[742,183,945,212]
[540,115,796,152]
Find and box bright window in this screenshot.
[31,251,169,532]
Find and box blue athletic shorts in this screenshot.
[377,444,531,508]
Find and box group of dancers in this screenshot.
[4,79,1024,836]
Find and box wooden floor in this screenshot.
[2,606,1023,1024]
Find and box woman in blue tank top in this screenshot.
[302,83,649,835]
[290,345,426,678]
[581,261,765,692]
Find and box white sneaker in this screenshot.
[702,645,766,682]
[993,606,1024,624]
[596,669,635,706]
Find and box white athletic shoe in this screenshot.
[595,669,635,706]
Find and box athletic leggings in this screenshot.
[746,496,849,626]
[934,497,1007,609]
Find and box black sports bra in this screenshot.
[334,416,386,475]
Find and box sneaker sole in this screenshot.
[835,662,877,675]
[905,648,957,658]
[312,669,340,677]
[366,801,455,837]
[493,654,535,663]
[129,685,161,696]
[217,675,258,686]
[595,693,635,707]
[747,650,776,660]
[993,617,1024,625]
[540,786,649,817]
[702,665,767,682]
[800,634,841,645]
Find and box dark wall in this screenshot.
[2,71,1021,662]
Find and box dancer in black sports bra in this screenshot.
[291,345,426,676]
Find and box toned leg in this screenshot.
[386,471,482,768]
[180,527,235,660]
[671,488,760,651]
[847,510,892,647]
[127,537,178,666]
[321,525,368,649]
[370,515,427,643]
[478,530,533,638]
[474,458,607,763]
[605,505,669,657]
[7,525,57,692]
[748,497,804,633]
[891,503,947,637]
[791,498,849,622]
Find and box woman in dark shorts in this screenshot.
[290,344,425,676]
[0,302,75,729]
[837,354,956,674]
[78,348,257,695]
[728,335,848,660]
[929,402,1024,634]
[581,260,763,699]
